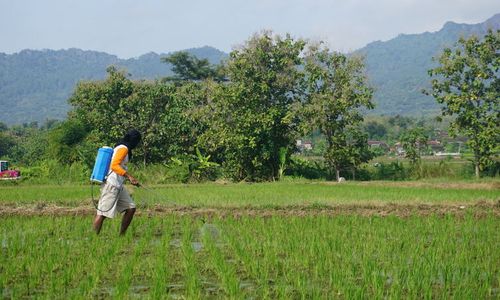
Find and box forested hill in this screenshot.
[0,46,227,125]
[1,14,499,125]
[358,13,500,116]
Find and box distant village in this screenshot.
[296,129,467,157]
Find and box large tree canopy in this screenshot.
[68,67,204,164]
[428,30,500,178]
[198,32,306,181]
[302,43,374,181]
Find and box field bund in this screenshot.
[1,180,499,216]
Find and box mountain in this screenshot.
[357,13,500,116]
[1,14,499,125]
[0,46,227,125]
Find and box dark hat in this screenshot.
[124,129,142,149]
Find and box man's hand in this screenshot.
[126,174,140,186]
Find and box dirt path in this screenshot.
[1,201,499,218]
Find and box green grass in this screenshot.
[1,215,499,298]
[1,180,498,207]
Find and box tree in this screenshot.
[68,66,134,145]
[161,51,224,82]
[198,32,305,181]
[0,132,15,158]
[345,128,373,180]
[116,81,205,163]
[364,121,387,140]
[68,67,205,164]
[400,127,428,166]
[428,30,500,178]
[1,125,49,164]
[47,119,88,164]
[0,122,8,132]
[302,44,374,181]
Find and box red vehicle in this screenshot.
[0,161,21,180]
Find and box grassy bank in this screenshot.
[0,180,499,207]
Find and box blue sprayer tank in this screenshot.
[90,146,114,183]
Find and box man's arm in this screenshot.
[111,147,140,186]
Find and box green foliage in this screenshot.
[482,160,500,177]
[161,51,224,82]
[287,156,327,179]
[428,30,500,178]
[68,68,206,164]
[0,123,51,164]
[189,148,220,182]
[413,160,454,179]
[364,121,387,139]
[130,160,190,184]
[130,150,220,184]
[115,81,195,163]
[47,119,88,163]
[370,146,387,158]
[19,160,90,184]
[400,127,428,166]
[361,114,446,145]
[302,44,374,180]
[69,66,134,144]
[0,122,8,132]
[371,161,408,180]
[199,32,306,181]
[0,132,16,157]
[277,147,287,180]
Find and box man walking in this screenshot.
[93,129,141,235]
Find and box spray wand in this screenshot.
[134,183,176,208]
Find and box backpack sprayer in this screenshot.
[90,147,114,184]
[90,146,116,212]
[90,146,167,211]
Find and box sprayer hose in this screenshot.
[91,182,121,213]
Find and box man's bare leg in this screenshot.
[120,208,136,236]
[93,215,106,234]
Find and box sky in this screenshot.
[1,0,499,58]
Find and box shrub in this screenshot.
[371,161,408,180]
[286,156,327,179]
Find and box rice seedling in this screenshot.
[0,212,498,298]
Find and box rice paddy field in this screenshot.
[1,180,499,298]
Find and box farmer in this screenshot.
[93,129,142,235]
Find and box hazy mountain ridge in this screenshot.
[358,13,500,116]
[0,14,499,125]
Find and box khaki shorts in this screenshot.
[97,183,136,218]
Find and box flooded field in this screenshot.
[1,214,499,298]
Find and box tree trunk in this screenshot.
[474,152,480,179]
[336,168,340,182]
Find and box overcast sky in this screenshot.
[1,0,499,58]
